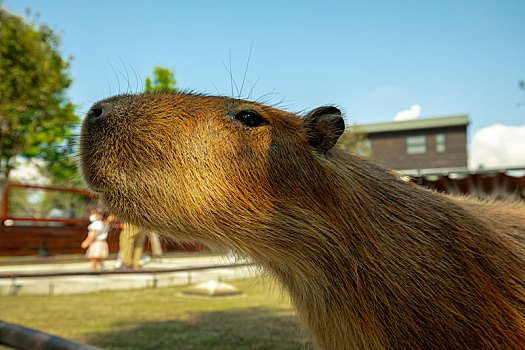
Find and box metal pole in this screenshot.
[9,277,19,296]
[0,320,101,350]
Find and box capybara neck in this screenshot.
[80,92,525,350]
[251,150,525,349]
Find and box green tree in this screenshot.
[0,7,79,202]
[338,124,373,159]
[145,66,177,92]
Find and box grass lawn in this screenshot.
[0,277,313,349]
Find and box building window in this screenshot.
[406,135,426,154]
[435,134,446,153]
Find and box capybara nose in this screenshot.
[86,101,110,122]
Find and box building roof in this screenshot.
[417,170,525,200]
[399,166,525,177]
[353,114,469,134]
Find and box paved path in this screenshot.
[0,255,259,296]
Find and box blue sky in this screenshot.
[4,0,525,167]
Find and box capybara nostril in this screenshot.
[86,103,108,122]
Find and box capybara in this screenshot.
[80,92,525,350]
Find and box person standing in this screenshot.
[148,231,163,258]
[119,222,147,270]
[81,211,113,272]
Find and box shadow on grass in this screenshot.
[86,307,313,350]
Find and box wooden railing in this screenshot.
[0,183,209,256]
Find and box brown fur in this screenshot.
[80,92,525,349]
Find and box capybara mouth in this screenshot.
[79,166,106,193]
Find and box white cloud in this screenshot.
[394,104,421,121]
[469,124,525,169]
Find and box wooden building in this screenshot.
[351,114,525,201]
[355,114,469,176]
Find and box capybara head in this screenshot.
[80,92,344,251]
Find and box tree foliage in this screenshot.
[144,66,177,92]
[338,125,373,159]
[0,7,79,185]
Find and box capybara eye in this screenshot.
[233,110,268,127]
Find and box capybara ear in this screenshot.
[304,106,345,154]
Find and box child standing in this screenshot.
[81,211,112,272]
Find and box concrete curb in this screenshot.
[0,256,259,296]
